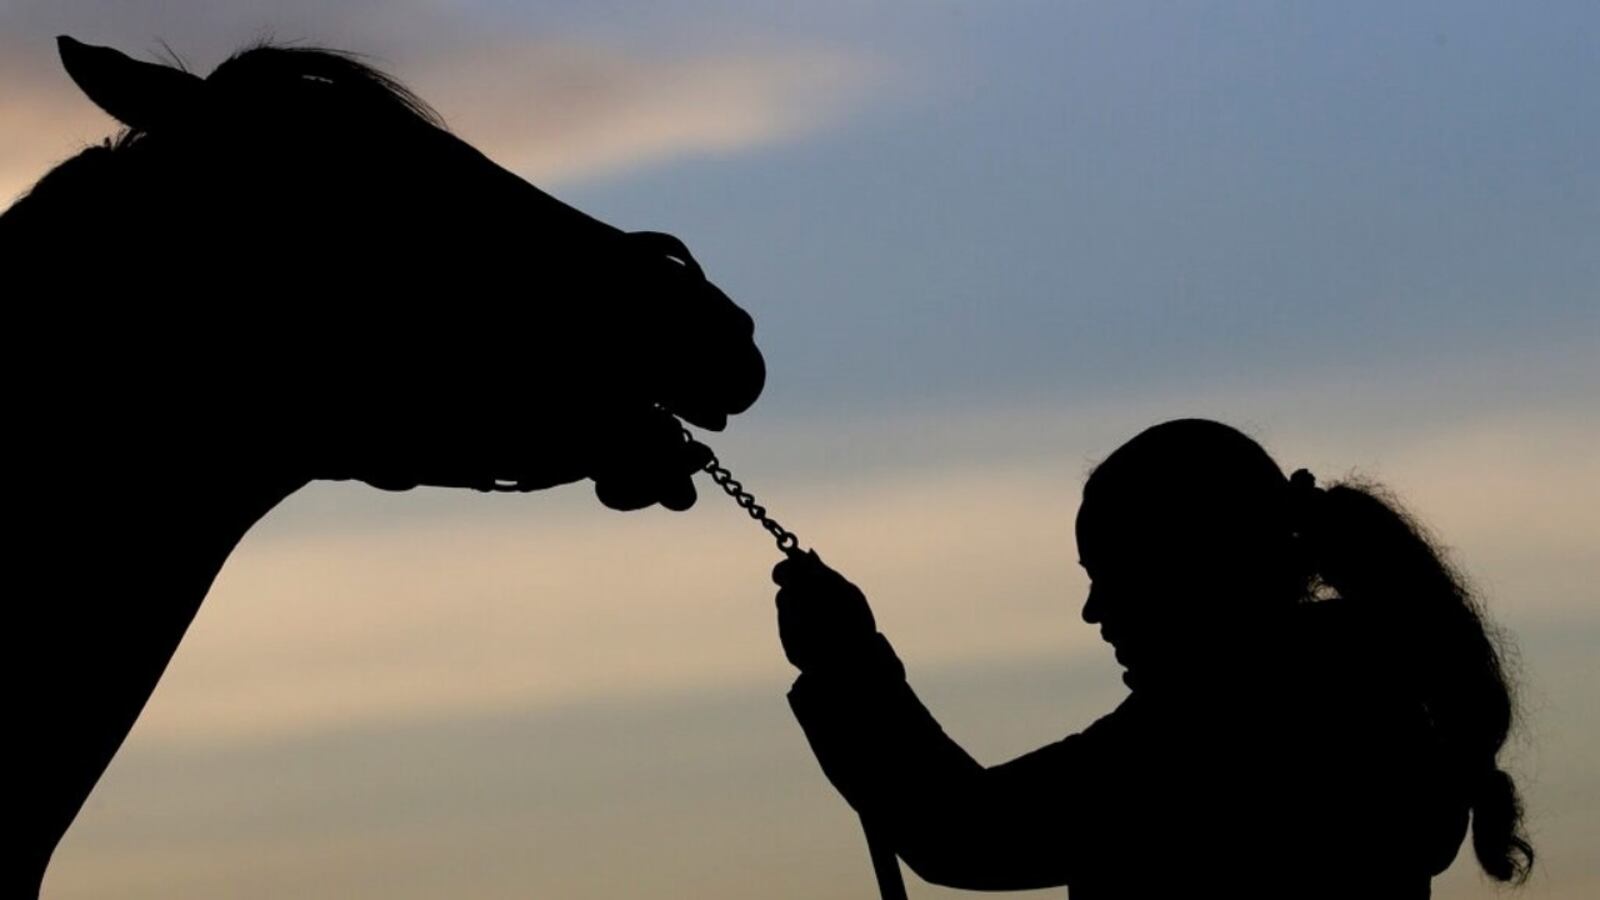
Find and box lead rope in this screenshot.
[618,225,904,898]
[683,423,910,900]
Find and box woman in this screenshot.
[773,418,1533,898]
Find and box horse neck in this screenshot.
[19,411,311,570]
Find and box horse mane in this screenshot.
[2,43,445,221]
[203,43,446,131]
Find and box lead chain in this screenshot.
[682,425,800,554]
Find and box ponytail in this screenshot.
[1301,478,1534,884]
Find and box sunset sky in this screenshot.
[6,2,1596,898]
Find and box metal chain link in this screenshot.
[682,425,800,554]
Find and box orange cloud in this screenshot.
[125,398,1596,747]
[131,461,1087,746]
[1,40,887,208]
[0,57,118,207]
[413,41,887,185]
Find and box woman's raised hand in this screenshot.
[772,551,882,673]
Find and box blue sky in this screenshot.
[560,1,1597,415]
[5,2,1596,897]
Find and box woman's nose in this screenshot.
[1081,585,1103,624]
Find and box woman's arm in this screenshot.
[789,666,1108,889]
[775,555,1127,890]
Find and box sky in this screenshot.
[5,1,1597,897]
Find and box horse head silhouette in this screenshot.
[6,35,765,506]
[6,36,767,893]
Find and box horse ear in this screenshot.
[57,35,203,131]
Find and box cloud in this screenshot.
[52,654,1120,900]
[411,41,886,186]
[0,55,120,207]
[0,36,886,209]
[127,396,1598,747]
[130,460,1088,746]
[41,370,1598,899]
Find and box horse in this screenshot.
[4,36,766,894]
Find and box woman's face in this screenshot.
[1075,494,1217,689]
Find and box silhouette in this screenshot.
[773,419,1534,898]
[6,36,764,895]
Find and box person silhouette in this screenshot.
[773,418,1533,898]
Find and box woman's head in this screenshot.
[1077,417,1534,883]
[1075,419,1308,681]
